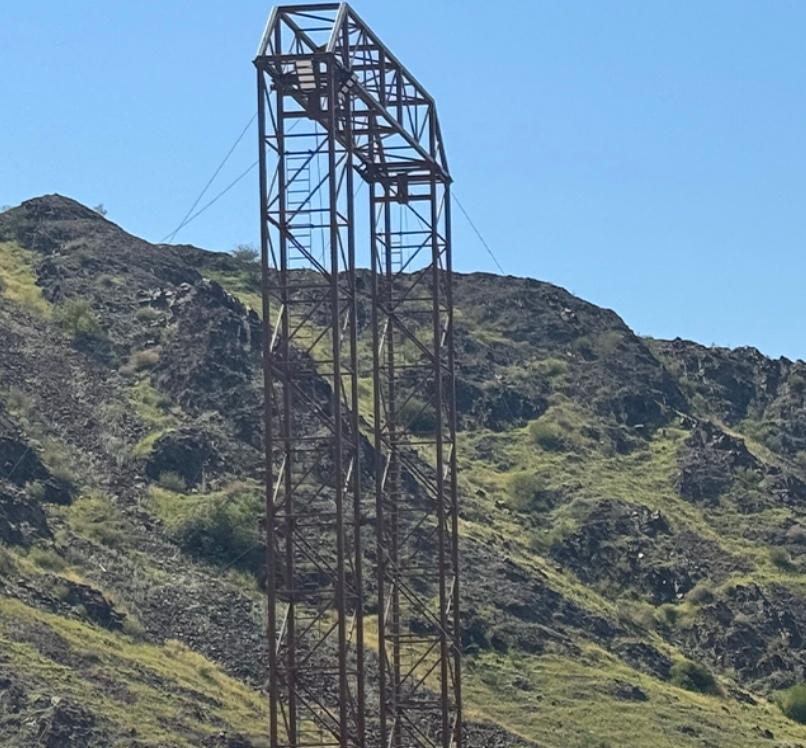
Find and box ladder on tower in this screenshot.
[285,152,315,267]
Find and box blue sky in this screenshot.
[3,1,806,359]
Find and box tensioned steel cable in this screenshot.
[161,109,508,280]
[161,160,260,243]
[452,191,506,274]
[162,113,257,243]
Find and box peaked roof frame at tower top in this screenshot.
[255,2,450,183]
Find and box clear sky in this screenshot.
[3,1,806,359]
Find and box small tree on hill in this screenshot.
[232,243,259,264]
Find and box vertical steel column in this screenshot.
[258,48,366,747]
[339,28,367,744]
[326,58,350,748]
[444,185,463,748]
[276,45,299,745]
[257,66,280,748]
[368,181,388,748]
[429,173,451,745]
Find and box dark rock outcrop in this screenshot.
[0,487,51,545]
[677,421,759,505]
[551,499,745,602]
[145,428,220,488]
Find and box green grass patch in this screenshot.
[462,645,803,747]
[507,470,552,513]
[128,377,177,430]
[128,377,179,459]
[149,481,263,573]
[776,684,806,725]
[65,492,129,550]
[0,597,270,747]
[0,241,51,317]
[527,401,594,453]
[206,268,262,317]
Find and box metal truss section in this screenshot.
[256,3,448,183]
[256,5,461,747]
[368,174,461,748]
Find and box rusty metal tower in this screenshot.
[255,4,461,747]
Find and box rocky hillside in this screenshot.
[3,195,806,746]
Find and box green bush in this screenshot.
[152,482,263,574]
[507,471,551,513]
[535,357,567,378]
[231,243,259,264]
[67,493,128,549]
[598,330,624,355]
[176,497,261,572]
[670,659,720,695]
[157,471,187,493]
[529,420,566,451]
[770,547,795,572]
[56,298,104,342]
[27,546,67,572]
[121,615,147,640]
[398,396,438,435]
[527,403,590,453]
[776,684,806,724]
[39,439,78,490]
[686,581,715,605]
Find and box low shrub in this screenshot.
[121,348,161,376]
[3,387,34,419]
[152,482,263,574]
[0,547,17,577]
[39,439,79,490]
[770,547,795,572]
[67,493,128,549]
[27,546,67,572]
[656,604,681,628]
[135,305,163,323]
[535,357,567,378]
[231,244,259,264]
[598,329,624,355]
[686,581,715,605]
[121,615,147,640]
[56,298,105,342]
[507,471,552,513]
[157,471,187,493]
[398,396,438,435]
[670,659,720,695]
[527,403,590,453]
[617,601,657,630]
[529,420,566,451]
[776,684,806,724]
[50,581,73,602]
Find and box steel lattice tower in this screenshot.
[255,4,461,747]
